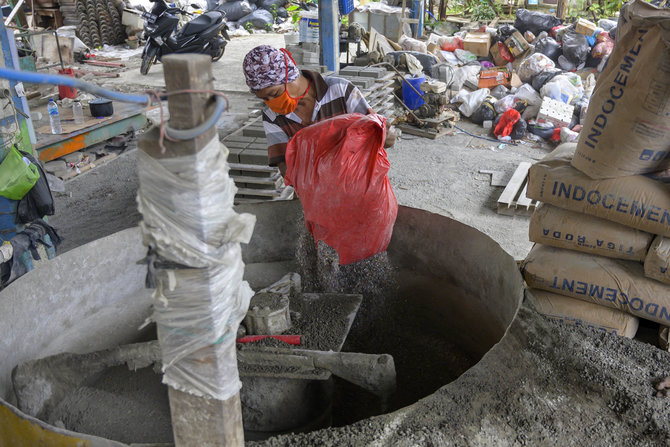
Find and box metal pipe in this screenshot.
[4,0,25,27]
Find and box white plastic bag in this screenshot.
[494,95,516,114]
[399,34,428,53]
[451,64,480,90]
[517,53,556,83]
[540,73,584,105]
[514,83,542,120]
[451,88,490,117]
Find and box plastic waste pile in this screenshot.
[390,7,620,145]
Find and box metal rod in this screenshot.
[5,0,25,27]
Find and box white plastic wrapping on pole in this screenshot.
[136,136,256,401]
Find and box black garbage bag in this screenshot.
[562,30,590,64]
[514,9,562,35]
[534,36,562,61]
[258,0,287,10]
[276,6,288,17]
[585,53,601,68]
[497,24,518,42]
[513,99,529,115]
[219,0,252,21]
[238,8,273,27]
[528,120,555,139]
[471,96,497,125]
[531,67,561,92]
[510,119,528,140]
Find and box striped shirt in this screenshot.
[263,70,372,166]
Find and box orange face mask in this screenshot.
[264,49,310,115]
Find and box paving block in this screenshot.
[339,65,361,76]
[224,140,249,150]
[226,147,243,163]
[246,142,268,151]
[358,67,387,79]
[239,149,269,165]
[243,127,267,138]
[224,135,256,143]
[300,42,320,52]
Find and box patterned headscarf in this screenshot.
[243,45,299,92]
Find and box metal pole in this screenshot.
[137,54,245,447]
[319,0,339,72]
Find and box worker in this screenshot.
[242,45,396,175]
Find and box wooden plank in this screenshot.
[516,183,533,209]
[497,162,532,215]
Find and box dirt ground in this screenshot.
[39,34,670,446]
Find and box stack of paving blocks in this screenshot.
[285,42,329,73]
[332,66,396,118]
[223,115,294,204]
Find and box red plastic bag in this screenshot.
[440,36,463,52]
[285,113,398,265]
[494,109,520,138]
[498,42,515,63]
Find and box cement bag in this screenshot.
[527,143,670,237]
[284,113,398,265]
[645,235,670,285]
[529,289,639,338]
[521,244,670,326]
[529,203,653,261]
[572,0,670,179]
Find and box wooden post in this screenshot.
[137,54,244,447]
[439,0,447,21]
[557,0,567,20]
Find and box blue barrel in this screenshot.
[402,75,425,110]
[0,196,18,242]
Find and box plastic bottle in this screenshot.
[73,99,84,124]
[47,99,62,134]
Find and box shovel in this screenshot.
[237,349,396,398]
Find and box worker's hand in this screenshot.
[384,125,397,149]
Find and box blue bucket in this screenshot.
[402,75,425,110]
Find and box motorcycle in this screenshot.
[140,0,230,75]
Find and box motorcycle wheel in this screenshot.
[211,38,226,62]
[140,45,158,75]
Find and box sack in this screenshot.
[451,88,489,117]
[514,9,562,35]
[219,0,252,21]
[0,147,40,200]
[522,244,670,326]
[645,236,670,285]
[529,289,639,338]
[527,143,670,237]
[399,35,427,53]
[529,203,653,261]
[17,151,55,223]
[284,113,398,265]
[517,53,555,83]
[573,0,670,179]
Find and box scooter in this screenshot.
[140,0,230,75]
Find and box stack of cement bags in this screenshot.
[520,0,670,339]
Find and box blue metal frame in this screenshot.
[0,19,35,148]
[411,0,424,37]
[319,0,340,72]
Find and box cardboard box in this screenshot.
[504,31,529,57]
[478,68,510,89]
[575,18,597,36]
[463,32,491,57]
